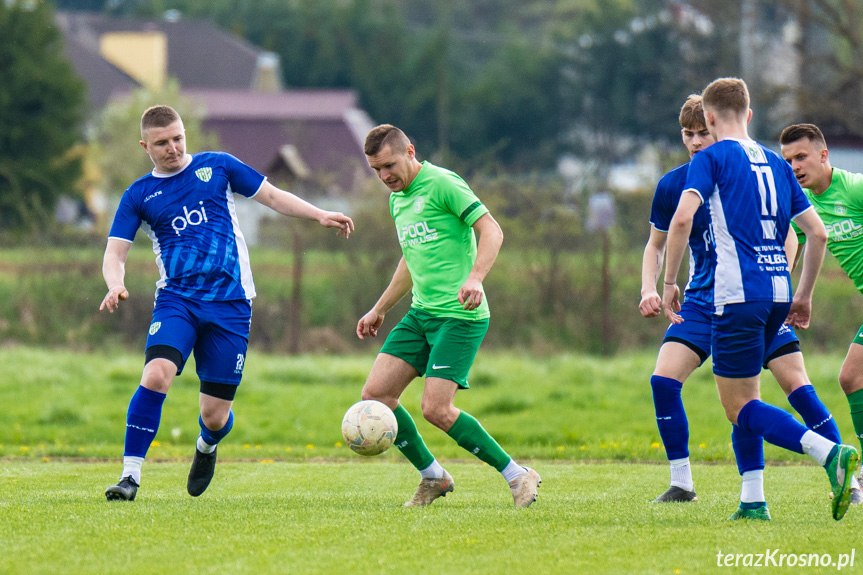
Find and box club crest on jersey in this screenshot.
[413,196,425,214]
[195,167,213,182]
[149,322,161,335]
[836,203,847,216]
[744,144,760,161]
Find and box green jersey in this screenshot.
[390,161,490,320]
[796,168,863,293]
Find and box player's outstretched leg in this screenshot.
[446,411,540,507]
[106,385,166,501]
[188,410,234,497]
[650,375,695,502]
[787,385,863,504]
[738,399,859,520]
[393,404,454,507]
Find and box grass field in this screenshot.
[2,462,860,574]
[2,347,862,574]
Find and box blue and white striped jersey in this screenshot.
[109,151,266,301]
[650,162,714,307]
[684,138,812,305]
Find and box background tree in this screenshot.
[133,0,565,172]
[0,0,86,233]
[779,0,863,140]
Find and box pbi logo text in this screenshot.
[172,201,208,235]
[398,221,438,247]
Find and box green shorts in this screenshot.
[380,308,489,389]
[853,323,863,346]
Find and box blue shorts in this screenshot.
[663,299,799,367]
[146,291,252,385]
[711,301,792,378]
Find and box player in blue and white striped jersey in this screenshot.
[100,105,353,502]
[661,78,859,521]
[642,95,859,516]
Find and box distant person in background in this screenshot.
[99,105,353,501]
[640,96,860,517]
[357,124,540,508]
[781,123,863,489]
[662,77,857,521]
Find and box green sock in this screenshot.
[846,389,863,453]
[446,411,511,472]
[393,404,435,471]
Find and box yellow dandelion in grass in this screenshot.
[699,443,706,449]
[243,443,251,449]
[42,457,50,463]
[600,443,607,449]
[335,442,343,448]
[674,570,681,574]
[77,447,85,452]
[20,446,29,453]
[306,444,315,450]
[651,442,661,449]
[151,441,160,448]
[580,445,587,451]
[284,447,292,453]
[260,459,275,464]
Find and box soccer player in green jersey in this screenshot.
[781,123,863,482]
[357,124,540,508]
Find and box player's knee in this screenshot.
[420,402,443,427]
[140,365,173,393]
[361,383,390,404]
[200,405,230,430]
[838,368,863,394]
[723,404,741,425]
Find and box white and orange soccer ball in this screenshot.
[341,400,398,456]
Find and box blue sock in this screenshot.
[731,424,764,475]
[199,410,234,446]
[124,386,167,458]
[787,385,841,444]
[650,375,689,460]
[737,400,806,454]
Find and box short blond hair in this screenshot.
[141,105,181,136]
[701,77,749,118]
[679,94,706,130]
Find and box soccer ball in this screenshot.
[341,400,398,456]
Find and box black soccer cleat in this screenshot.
[187,447,218,497]
[650,485,698,503]
[105,476,139,501]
